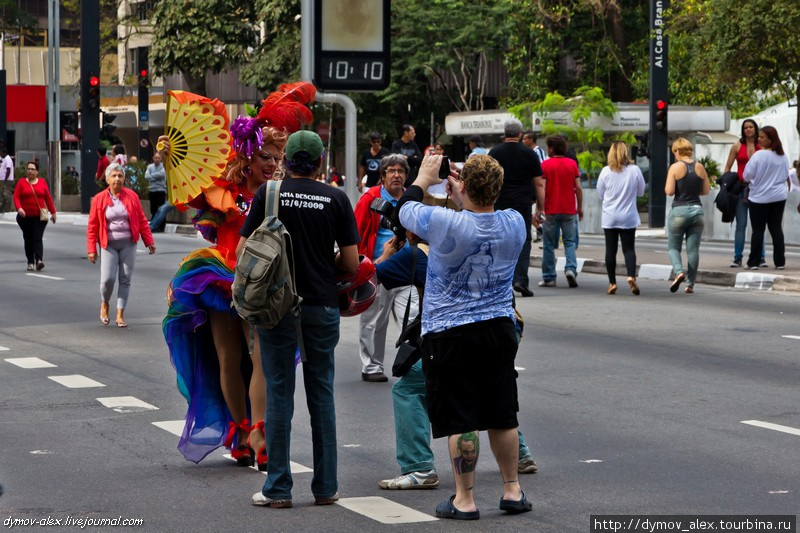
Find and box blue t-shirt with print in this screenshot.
[398,202,525,335]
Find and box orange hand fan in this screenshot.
[159,91,232,206]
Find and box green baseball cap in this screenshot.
[285,130,324,162]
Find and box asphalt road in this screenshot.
[0,220,798,532]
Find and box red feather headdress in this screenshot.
[256,81,317,134]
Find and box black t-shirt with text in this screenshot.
[240,178,360,307]
[391,139,423,187]
[359,146,391,188]
[488,141,543,209]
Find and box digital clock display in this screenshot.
[319,57,388,90]
[313,0,390,92]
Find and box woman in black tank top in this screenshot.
[665,138,710,293]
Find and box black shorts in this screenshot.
[421,317,519,438]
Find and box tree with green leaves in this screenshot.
[510,86,634,185]
[239,0,302,93]
[150,0,257,95]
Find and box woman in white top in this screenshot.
[596,141,646,295]
[742,125,790,270]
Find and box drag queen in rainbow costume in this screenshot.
[160,83,316,467]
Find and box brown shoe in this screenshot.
[362,372,388,383]
[314,492,339,506]
[607,284,617,295]
[627,277,640,295]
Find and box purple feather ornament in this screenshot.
[230,116,263,159]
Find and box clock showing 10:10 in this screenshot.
[313,0,391,92]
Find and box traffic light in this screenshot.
[87,74,100,110]
[655,100,668,131]
[138,68,149,87]
[61,111,79,136]
[634,132,650,158]
[101,112,117,142]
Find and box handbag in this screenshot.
[392,245,423,378]
[27,180,50,221]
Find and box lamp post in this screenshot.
[47,0,62,209]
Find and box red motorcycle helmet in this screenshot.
[336,255,378,317]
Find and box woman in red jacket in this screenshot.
[86,163,156,327]
[14,161,56,271]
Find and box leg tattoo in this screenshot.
[453,432,479,475]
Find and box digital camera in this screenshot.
[370,197,406,239]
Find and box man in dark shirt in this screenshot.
[489,119,543,297]
[391,124,423,187]
[358,131,391,192]
[240,130,359,509]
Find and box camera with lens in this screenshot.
[370,197,406,239]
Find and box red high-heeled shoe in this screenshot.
[224,418,254,467]
[249,420,268,471]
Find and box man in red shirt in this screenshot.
[535,134,583,288]
[96,147,110,188]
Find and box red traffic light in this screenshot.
[89,75,100,87]
[656,100,667,110]
[140,69,148,78]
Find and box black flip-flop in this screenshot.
[670,273,685,293]
[499,490,533,514]
[435,495,480,520]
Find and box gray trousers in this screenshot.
[100,239,137,309]
[358,284,419,374]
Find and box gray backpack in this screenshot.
[232,180,301,329]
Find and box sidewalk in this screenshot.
[7,211,798,292]
[531,229,800,293]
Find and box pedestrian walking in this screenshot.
[145,152,167,232]
[723,119,766,267]
[86,163,155,327]
[391,124,423,186]
[14,161,56,271]
[665,138,710,294]
[398,154,531,521]
[742,125,790,271]
[596,141,646,295]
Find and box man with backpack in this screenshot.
[238,130,359,509]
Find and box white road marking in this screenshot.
[30,450,54,455]
[343,444,361,448]
[48,374,105,388]
[25,273,64,280]
[556,257,586,273]
[515,366,526,371]
[152,420,185,436]
[781,335,800,340]
[97,396,159,413]
[5,357,56,368]
[769,490,789,494]
[580,459,604,463]
[0,346,9,351]
[741,420,800,437]
[223,454,313,474]
[336,497,437,524]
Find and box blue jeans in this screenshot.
[667,205,704,287]
[258,304,340,500]
[393,359,533,473]
[733,190,764,261]
[149,202,175,231]
[513,236,532,288]
[541,214,578,282]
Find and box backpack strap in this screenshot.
[265,179,281,219]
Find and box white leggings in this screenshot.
[100,239,137,309]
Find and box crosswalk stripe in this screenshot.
[336,496,437,524]
[222,454,313,474]
[25,273,65,280]
[0,346,9,351]
[97,396,159,413]
[5,357,57,368]
[48,374,105,388]
[781,335,800,340]
[152,420,184,436]
[741,420,800,437]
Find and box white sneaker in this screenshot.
[378,470,439,490]
[538,280,556,287]
[565,270,578,288]
[251,491,292,508]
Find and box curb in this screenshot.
[530,255,800,293]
